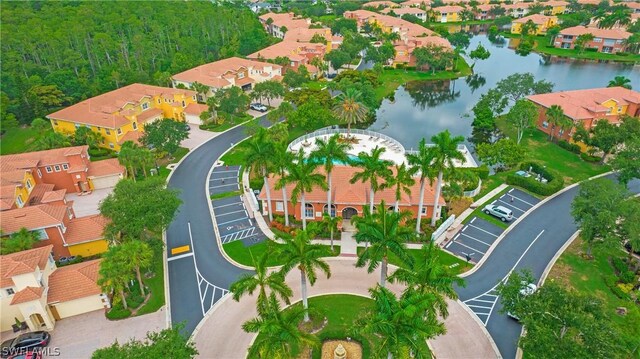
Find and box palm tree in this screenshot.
[273,145,295,227]
[356,285,445,359]
[0,228,39,255]
[332,88,369,136]
[350,146,393,213]
[284,149,327,230]
[246,129,275,222]
[389,241,465,318]
[429,131,466,227]
[322,213,341,251]
[608,76,632,90]
[545,104,565,141]
[278,228,332,322]
[98,246,134,310]
[243,293,320,359]
[190,81,210,102]
[310,134,353,218]
[353,202,414,288]
[267,101,294,125]
[119,240,153,296]
[383,163,415,212]
[406,139,438,233]
[118,142,138,181]
[230,251,293,312]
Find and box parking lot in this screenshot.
[445,188,540,264]
[209,165,266,246]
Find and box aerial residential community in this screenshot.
[0,0,639,358]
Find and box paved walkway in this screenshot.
[191,258,497,359]
[65,188,113,217]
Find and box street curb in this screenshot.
[458,171,613,278]
[456,299,502,359]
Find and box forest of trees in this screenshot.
[0,1,273,124]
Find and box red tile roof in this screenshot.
[116,130,143,146]
[40,189,66,204]
[364,1,400,8]
[11,286,44,305]
[137,108,163,123]
[172,57,282,89]
[433,5,464,13]
[259,12,311,31]
[559,26,631,40]
[527,87,640,120]
[513,14,554,25]
[87,158,125,178]
[184,103,209,116]
[47,259,102,303]
[0,245,53,288]
[1,146,89,185]
[64,215,107,245]
[0,204,66,234]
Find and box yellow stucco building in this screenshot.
[511,14,558,35]
[543,0,568,15]
[47,84,198,151]
[433,5,464,23]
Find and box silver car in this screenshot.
[483,204,513,222]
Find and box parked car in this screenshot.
[507,283,537,320]
[1,332,50,359]
[250,103,267,112]
[483,204,513,222]
[8,350,42,359]
[624,242,640,256]
[183,123,191,131]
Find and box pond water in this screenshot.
[369,35,640,150]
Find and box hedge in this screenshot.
[469,165,490,180]
[506,161,564,196]
[580,152,600,163]
[557,140,581,154]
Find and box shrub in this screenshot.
[616,52,629,56]
[106,303,132,320]
[470,165,490,180]
[506,161,564,196]
[404,66,417,71]
[605,277,631,300]
[619,270,636,284]
[557,140,581,154]
[611,257,627,274]
[580,152,600,163]
[585,47,599,52]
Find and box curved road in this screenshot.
[455,175,640,358]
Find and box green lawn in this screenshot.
[303,80,328,91]
[210,190,241,200]
[251,294,377,359]
[462,187,511,229]
[548,238,640,355]
[359,246,472,274]
[220,140,251,166]
[0,126,42,154]
[496,118,609,184]
[136,249,165,316]
[222,240,340,267]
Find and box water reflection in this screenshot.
[371,35,639,148]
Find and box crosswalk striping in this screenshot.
[220,227,257,244]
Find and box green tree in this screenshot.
[33,131,72,151]
[353,202,414,287]
[428,131,466,227]
[356,285,445,359]
[0,92,19,130]
[390,241,465,318]
[571,178,628,257]
[611,138,640,185]
[98,245,134,309]
[230,251,293,312]
[242,293,319,358]
[321,213,341,251]
[469,44,491,66]
[288,98,334,131]
[140,119,189,155]
[310,134,353,218]
[190,81,210,102]
[245,129,275,223]
[332,88,369,135]
[324,49,351,73]
[118,141,139,181]
[383,163,415,212]
[520,20,538,37]
[477,138,526,170]
[589,119,625,163]
[282,65,311,88]
[495,73,554,105]
[607,76,632,90]
[413,45,454,74]
[100,177,182,241]
[545,104,572,142]
[252,80,285,107]
[92,324,198,359]
[574,33,595,53]
[119,240,154,297]
[407,139,438,232]
[214,86,251,115]
[272,144,295,227]
[31,118,51,134]
[507,99,538,144]
[0,228,39,255]
[547,26,561,45]
[27,84,67,118]
[331,18,358,35]
[73,126,103,149]
[283,149,327,230]
[267,101,294,125]
[350,146,393,212]
[278,228,332,322]
[620,199,640,263]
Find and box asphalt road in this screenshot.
[166,119,269,334]
[455,175,640,359]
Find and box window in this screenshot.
[62,164,69,170]
[276,201,284,212]
[35,229,48,240]
[617,107,622,113]
[142,102,149,110]
[16,195,24,207]
[75,123,81,128]
[593,38,602,43]
[117,128,122,135]
[45,166,52,173]
[26,179,32,190]
[165,98,169,103]
[105,129,111,135]
[6,288,15,296]
[304,204,314,219]
[53,120,58,126]
[542,121,549,128]
[37,169,42,178]
[54,165,61,172]
[182,100,186,107]
[157,98,161,104]
[237,72,245,79]
[109,143,115,149]
[132,122,138,130]
[192,95,197,101]
[421,207,427,215]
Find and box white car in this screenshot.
[483,204,513,222]
[250,103,268,112]
[507,283,537,320]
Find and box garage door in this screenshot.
[185,113,203,125]
[90,175,120,189]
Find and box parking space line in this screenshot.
[467,224,499,237]
[459,232,492,246]
[167,252,193,262]
[470,298,495,304]
[507,188,536,206]
[215,209,247,217]
[496,199,527,212]
[209,176,238,181]
[213,202,243,209]
[212,170,239,174]
[470,217,476,224]
[453,241,485,254]
[209,183,239,189]
[466,304,492,310]
[217,217,249,226]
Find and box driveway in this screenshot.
[65,188,113,217]
[181,125,219,150]
[455,175,640,358]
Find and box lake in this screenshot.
[369,35,640,150]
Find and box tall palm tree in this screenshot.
[243,293,320,359]
[119,240,153,296]
[406,139,438,233]
[356,285,445,359]
[310,134,353,218]
[545,104,565,141]
[608,76,632,90]
[98,246,134,310]
[429,131,466,227]
[389,241,465,318]
[350,146,393,213]
[118,142,137,181]
[383,163,415,212]
[353,202,414,288]
[246,129,275,222]
[278,228,332,322]
[230,251,293,312]
[332,88,369,136]
[273,145,295,226]
[284,149,327,230]
[322,213,341,251]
